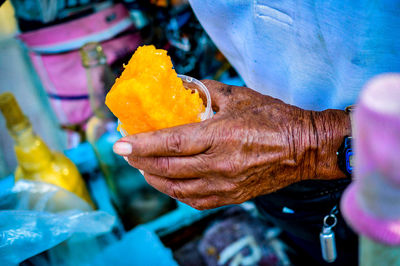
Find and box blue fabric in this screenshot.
[91,226,178,266]
[188,0,400,110]
[0,175,14,196]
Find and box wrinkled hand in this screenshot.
[113,80,350,210]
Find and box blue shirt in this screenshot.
[188,0,400,110]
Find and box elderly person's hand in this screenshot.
[113,80,351,210]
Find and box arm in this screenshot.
[113,80,351,210]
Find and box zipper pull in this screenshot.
[320,214,338,263]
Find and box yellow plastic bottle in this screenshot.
[0,92,93,206]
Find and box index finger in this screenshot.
[115,121,212,157]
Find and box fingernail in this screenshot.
[113,142,132,156]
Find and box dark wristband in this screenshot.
[337,136,353,177]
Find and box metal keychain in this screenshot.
[320,213,338,263]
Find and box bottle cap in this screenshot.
[80,42,107,68]
[0,92,30,132]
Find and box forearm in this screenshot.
[302,109,352,180]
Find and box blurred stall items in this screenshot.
[0,92,93,206]
[161,5,222,77]
[0,146,8,177]
[10,0,114,32]
[81,42,120,199]
[162,206,288,266]
[81,42,176,230]
[81,42,116,135]
[64,142,125,238]
[0,0,17,38]
[149,0,188,8]
[123,0,149,30]
[123,0,234,80]
[16,3,141,147]
[341,74,400,265]
[198,207,283,266]
[0,180,115,266]
[0,37,66,178]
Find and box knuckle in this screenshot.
[216,161,240,177]
[219,85,233,96]
[165,134,183,154]
[154,157,170,175]
[193,156,211,174]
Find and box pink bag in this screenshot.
[19,4,142,146]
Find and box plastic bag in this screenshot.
[0,180,115,266]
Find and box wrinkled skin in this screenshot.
[115,80,351,210]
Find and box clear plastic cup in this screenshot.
[118,74,213,137]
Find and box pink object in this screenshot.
[18,4,142,126]
[19,4,133,53]
[29,34,141,125]
[341,74,400,245]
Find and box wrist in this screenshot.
[304,109,352,180]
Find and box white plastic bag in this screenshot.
[0,180,115,266]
